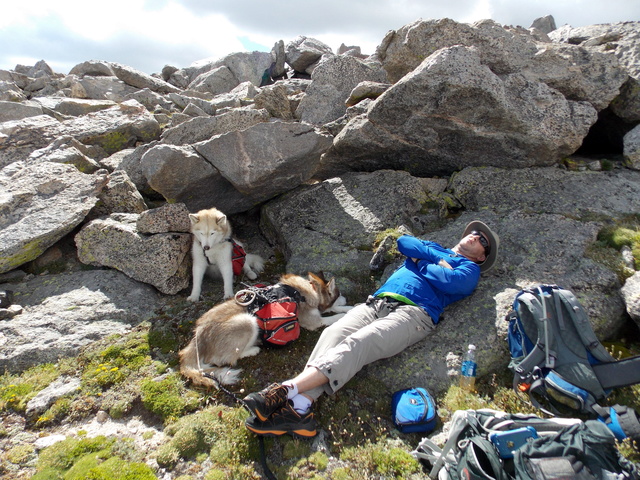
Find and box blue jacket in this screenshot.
[373,235,481,323]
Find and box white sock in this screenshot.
[290,394,312,414]
[283,381,298,399]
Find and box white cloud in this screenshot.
[1,0,639,74]
[2,0,249,72]
[460,0,494,24]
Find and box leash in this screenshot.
[235,287,258,307]
[194,313,277,479]
[202,371,278,480]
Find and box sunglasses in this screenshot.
[471,230,491,255]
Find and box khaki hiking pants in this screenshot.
[304,296,436,400]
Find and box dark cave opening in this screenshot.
[575,107,636,156]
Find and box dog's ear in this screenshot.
[216,214,227,225]
[316,271,327,282]
[188,213,199,225]
[307,272,322,289]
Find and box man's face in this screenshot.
[457,233,487,263]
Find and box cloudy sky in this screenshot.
[2,0,638,75]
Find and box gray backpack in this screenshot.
[506,284,640,417]
[412,409,639,480]
[513,420,639,480]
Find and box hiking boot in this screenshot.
[243,383,290,421]
[245,401,317,438]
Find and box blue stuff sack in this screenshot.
[391,387,437,433]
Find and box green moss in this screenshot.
[329,467,357,479]
[204,464,259,480]
[31,467,64,480]
[63,448,112,479]
[308,451,329,471]
[562,157,582,171]
[157,405,252,469]
[341,440,420,479]
[140,372,200,422]
[156,443,180,468]
[36,397,72,427]
[4,443,36,465]
[0,363,60,413]
[374,228,403,249]
[148,328,180,355]
[105,397,132,419]
[2,238,48,271]
[35,435,114,473]
[601,159,614,171]
[371,446,420,478]
[282,438,312,460]
[32,434,154,480]
[438,384,492,420]
[102,333,151,365]
[80,330,152,393]
[593,218,640,271]
[67,455,157,480]
[101,131,135,155]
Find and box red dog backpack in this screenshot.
[235,284,303,347]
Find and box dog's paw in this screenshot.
[334,295,348,307]
[187,294,199,302]
[241,346,261,358]
[246,270,257,280]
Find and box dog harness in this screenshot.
[198,237,247,276]
[235,284,305,347]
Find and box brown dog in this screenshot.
[179,272,352,387]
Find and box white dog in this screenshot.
[187,207,265,301]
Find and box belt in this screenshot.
[375,292,416,306]
[367,295,404,319]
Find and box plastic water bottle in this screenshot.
[459,344,477,391]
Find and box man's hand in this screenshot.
[412,258,453,269]
[438,258,453,269]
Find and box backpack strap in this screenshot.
[554,289,614,364]
[593,404,640,441]
[592,354,640,390]
[537,286,556,369]
[512,292,555,379]
[412,437,445,474]
[552,288,640,391]
[425,410,481,478]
